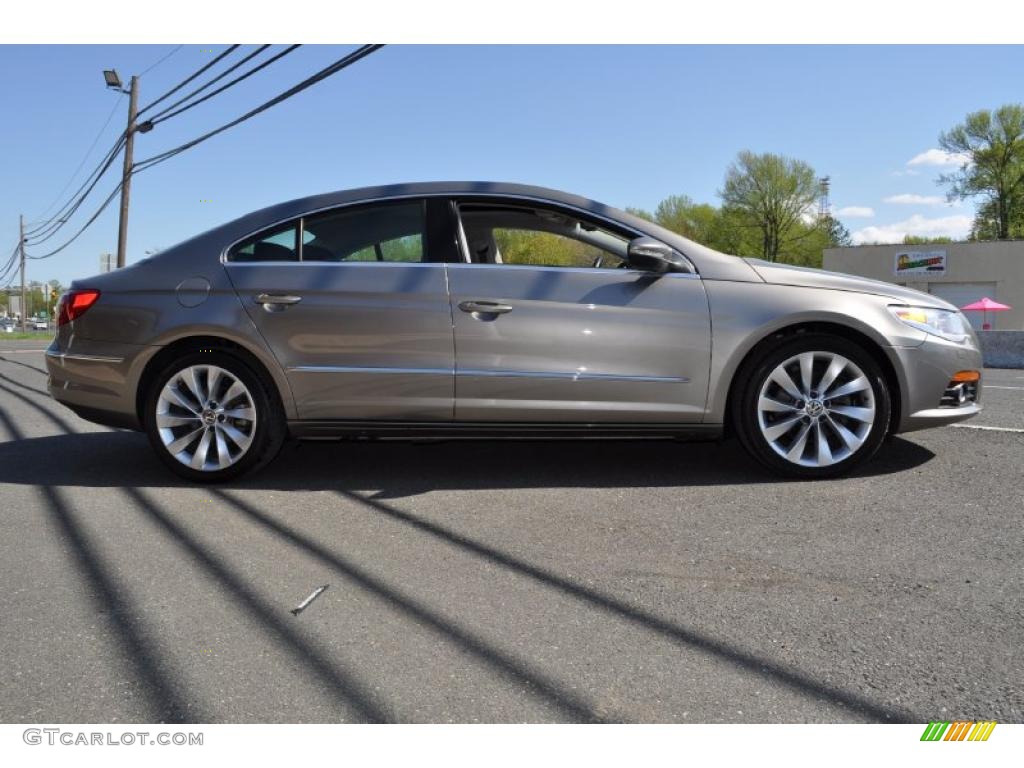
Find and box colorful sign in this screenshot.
[895,250,947,276]
[920,721,997,741]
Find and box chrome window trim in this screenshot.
[444,262,701,279]
[225,260,446,268]
[285,364,688,383]
[219,191,698,274]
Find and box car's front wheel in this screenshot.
[143,351,285,482]
[733,334,892,479]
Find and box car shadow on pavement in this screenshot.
[0,429,935,493]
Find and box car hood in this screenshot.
[743,258,959,311]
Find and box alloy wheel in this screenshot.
[756,351,876,467]
[155,364,258,471]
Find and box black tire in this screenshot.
[732,334,892,479]
[143,350,286,483]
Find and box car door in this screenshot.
[447,200,711,423]
[223,198,456,421]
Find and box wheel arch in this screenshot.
[135,334,292,427]
[720,321,903,438]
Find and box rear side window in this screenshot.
[301,201,426,263]
[229,223,299,262]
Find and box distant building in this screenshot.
[823,241,1024,330]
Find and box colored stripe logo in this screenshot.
[920,721,997,741]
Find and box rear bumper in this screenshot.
[890,336,984,433]
[45,339,157,431]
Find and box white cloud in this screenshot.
[906,148,971,167]
[836,206,875,218]
[890,169,920,177]
[851,214,973,245]
[883,193,956,206]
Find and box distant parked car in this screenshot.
[0,319,14,333]
[45,182,983,482]
[31,318,49,331]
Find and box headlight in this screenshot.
[889,305,971,343]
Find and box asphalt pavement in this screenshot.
[0,341,1020,723]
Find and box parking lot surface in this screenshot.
[0,341,1021,723]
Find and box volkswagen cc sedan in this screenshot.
[45,182,982,481]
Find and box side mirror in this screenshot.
[626,237,690,273]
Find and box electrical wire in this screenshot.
[146,45,301,127]
[136,45,239,118]
[26,44,385,261]
[23,134,126,244]
[136,44,384,173]
[139,44,184,77]
[26,93,125,226]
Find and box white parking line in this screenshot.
[951,424,1024,433]
[984,385,1024,391]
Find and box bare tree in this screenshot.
[719,151,819,261]
[939,104,1024,240]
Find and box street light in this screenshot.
[102,69,125,91]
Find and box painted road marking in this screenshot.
[951,424,1024,433]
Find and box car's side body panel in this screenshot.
[446,264,711,422]
[224,261,455,421]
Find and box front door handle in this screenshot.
[255,293,302,312]
[458,300,513,315]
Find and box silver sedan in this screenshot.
[45,182,982,481]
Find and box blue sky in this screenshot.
[2,44,1023,286]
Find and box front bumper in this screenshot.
[890,335,984,433]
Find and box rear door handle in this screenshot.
[255,293,302,311]
[458,300,513,315]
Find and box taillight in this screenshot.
[57,289,101,326]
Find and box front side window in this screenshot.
[458,204,630,269]
[301,201,426,262]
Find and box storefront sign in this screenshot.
[895,250,946,276]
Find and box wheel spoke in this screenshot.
[815,422,833,465]
[219,422,253,450]
[157,412,201,428]
[758,395,797,413]
[827,376,869,399]
[785,422,812,462]
[165,386,200,414]
[817,355,846,396]
[214,426,232,467]
[207,367,223,402]
[828,404,874,423]
[223,380,247,405]
[799,352,815,394]
[770,367,804,401]
[223,406,255,421]
[828,415,864,453]
[187,367,207,404]
[166,425,205,455]
[190,428,214,470]
[763,414,802,441]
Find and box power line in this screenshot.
[23,134,126,243]
[143,45,272,123]
[25,44,385,262]
[26,182,124,261]
[136,45,239,118]
[139,44,184,77]
[26,93,125,226]
[136,44,384,173]
[146,45,302,127]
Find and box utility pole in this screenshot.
[115,75,139,269]
[19,214,26,333]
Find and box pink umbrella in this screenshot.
[961,297,1011,330]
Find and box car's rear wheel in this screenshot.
[733,334,891,479]
[143,351,285,482]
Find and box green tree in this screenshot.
[939,104,1024,239]
[901,235,953,245]
[719,150,820,262]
